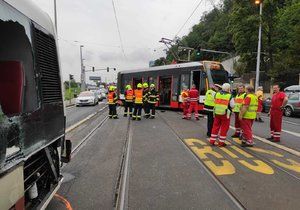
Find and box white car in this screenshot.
[75,91,98,106]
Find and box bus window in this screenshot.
[180,74,190,90]
[172,76,179,101]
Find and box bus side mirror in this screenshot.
[61,139,72,163]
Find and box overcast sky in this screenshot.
[31,0,218,83]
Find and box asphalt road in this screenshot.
[65,101,106,128]
[47,108,300,210]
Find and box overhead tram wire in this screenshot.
[112,0,126,59]
[174,0,204,38]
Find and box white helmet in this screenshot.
[222,83,231,92]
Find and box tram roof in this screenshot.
[4,0,55,35]
[119,62,203,74]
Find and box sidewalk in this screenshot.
[64,99,76,107]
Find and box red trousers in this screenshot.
[234,112,241,135]
[182,102,189,118]
[210,114,230,143]
[188,102,199,118]
[240,118,254,143]
[270,110,283,141]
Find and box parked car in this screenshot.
[96,89,106,101]
[284,85,300,96]
[262,93,300,117]
[75,91,99,106]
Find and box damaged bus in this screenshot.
[0,1,71,209]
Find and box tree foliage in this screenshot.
[159,0,300,83]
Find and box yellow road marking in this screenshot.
[249,147,284,157]
[204,160,236,175]
[219,147,239,158]
[231,146,253,158]
[190,146,223,159]
[238,160,274,174]
[185,138,207,146]
[272,159,300,173]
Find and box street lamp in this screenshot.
[54,0,58,33]
[255,0,263,91]
[80,45,86,91]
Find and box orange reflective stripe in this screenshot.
[134,89,143,103]
[234,98,244,104]
[215,98,229,106]
[108,92,114,103]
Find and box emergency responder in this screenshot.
[181,85,189,119]
[124,85,134,117]
[147,84,159,119]
[107,86,118,119]
[239,85,258,147]
[267,84,288,142]
[232,84,246,138]
[204,84,220,137]
[255,86,264,122]
[132,83,144,121]
[143,83,150,118]
[209,83,235,147]
[187,84,200,120]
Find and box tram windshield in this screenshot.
[210,69,229,85]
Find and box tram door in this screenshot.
[159,77,172,106]
[191,70,207,103]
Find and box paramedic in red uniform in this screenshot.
[187,84,200,120]
[267,84,288,142]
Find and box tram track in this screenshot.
[157,112,246,210]
[173,111,300,181]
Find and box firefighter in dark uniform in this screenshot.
[132,83,143,121]
[107,86,118,119]
[124,85,134,117]
[147,84,159,119]
[143,82,150,118]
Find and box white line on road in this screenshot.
[282,129,300,138]
[260,115,300,126]
[229,125,300,157]
[66,106,107,133]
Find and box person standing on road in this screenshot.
[124,85,134,117]
[147,84,159,119]
[255,86,264,122]
[232,84,246,138]
[239,85,258,147]
[181,85,190,119]
[267,84,288,142]
[209,83,234,147]
[187,84,200,120]
[204,84,220,137]
[107,86,118,119]
[132,83,144,121]
[143,83,150,118]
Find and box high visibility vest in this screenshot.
[243,94,258,119]
[125,90,134,102]
[214,92,231,115]
[108,92,115,104]
[181,90,189,102]
[233,93,246,112]
[134,89,143,104]
[204,89,216,107]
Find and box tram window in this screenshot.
[199,72,207,95]
[122,76,132,93]
[148,77,157,87]
[192,71,200,90]
[0,2,39,113]
[172,76,179,101]
[180,74,190,90]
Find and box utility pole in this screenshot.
[54,0,58,33]
[255,1,263,91]
[80,45,86,91]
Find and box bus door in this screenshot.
[159,76,172,106]
[133,78,142,89]
[191,70,207,103]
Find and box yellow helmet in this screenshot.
[137,83,143,88]
[150,84,155,88]
[109,86,114,91]
[143,83,149,88]
[125,85,131,89]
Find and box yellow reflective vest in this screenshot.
[243,94,258,119]
[233,93,246,113]
[214,92,231,115]
[204,89,216,107]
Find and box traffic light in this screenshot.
[69,74,74,80]
[195,48,201,60]
[92,67,95,72]
[107,67,109,72]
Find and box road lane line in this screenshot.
[66,106,107,133]
[260,115,300,126]
[229,125,300,157]
[282,129,300,138]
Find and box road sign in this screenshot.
[89,76,101,81]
